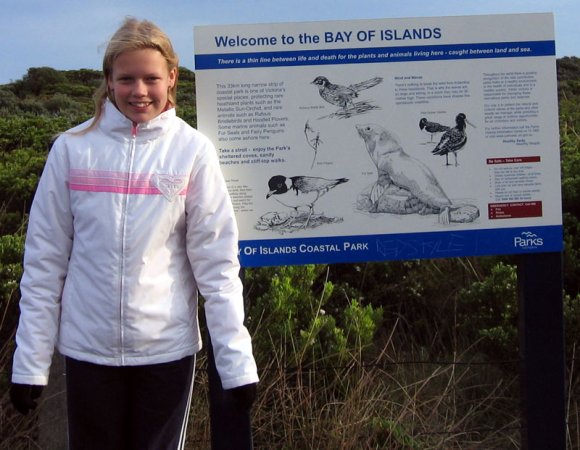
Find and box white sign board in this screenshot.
[194,13,562,267]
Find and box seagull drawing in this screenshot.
[419,118,450,142]
[311,76,383,110]
[266,175,348,226]
[431,113,475,166]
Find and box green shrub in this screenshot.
[0,233,25,342]
[246,265,383,367]
[458,262,518,359]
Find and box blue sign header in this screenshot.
[196,40,555,70]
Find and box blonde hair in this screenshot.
[83,17,179,133]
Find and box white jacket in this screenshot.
[12,101,258,390]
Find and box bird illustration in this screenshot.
[356,123,453,223]
[266,175,348,225]
[431,113,475,166]
[419,118,450,142]
[304,121,323,169]
[311,76,383,110]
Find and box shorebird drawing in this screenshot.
[419,117,450,142]
[431,113,475,166]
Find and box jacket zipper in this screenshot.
[119,124,138,364]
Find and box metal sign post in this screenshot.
[518,251,566,449]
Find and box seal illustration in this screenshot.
[356,123,479,224]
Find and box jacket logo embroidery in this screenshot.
[152,174,187,202]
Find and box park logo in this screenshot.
[513,231,544,250]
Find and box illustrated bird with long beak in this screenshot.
[311,76,383,110]
[266,175,348,226]
[419,117,450,142]
[431,113,475,166]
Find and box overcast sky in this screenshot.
[1,0,578,84]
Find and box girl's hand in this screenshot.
[10,383,44,415]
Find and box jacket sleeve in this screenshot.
[12,140,73,385]
[185,136,258,390]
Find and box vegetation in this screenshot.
[0,57,579,448]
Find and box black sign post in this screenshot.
[518,251,566,449]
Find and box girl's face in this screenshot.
[108,48,177,124]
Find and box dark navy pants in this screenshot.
[65,355,196,450]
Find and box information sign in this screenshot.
[194,13,562,267]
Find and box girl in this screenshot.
[10,17,258,449]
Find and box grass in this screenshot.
[183,322,523,449]
[0,257,576,449]
[2,324,578,448]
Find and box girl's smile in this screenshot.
[108,48,177,124]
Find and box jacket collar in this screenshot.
[99,99,176,141]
